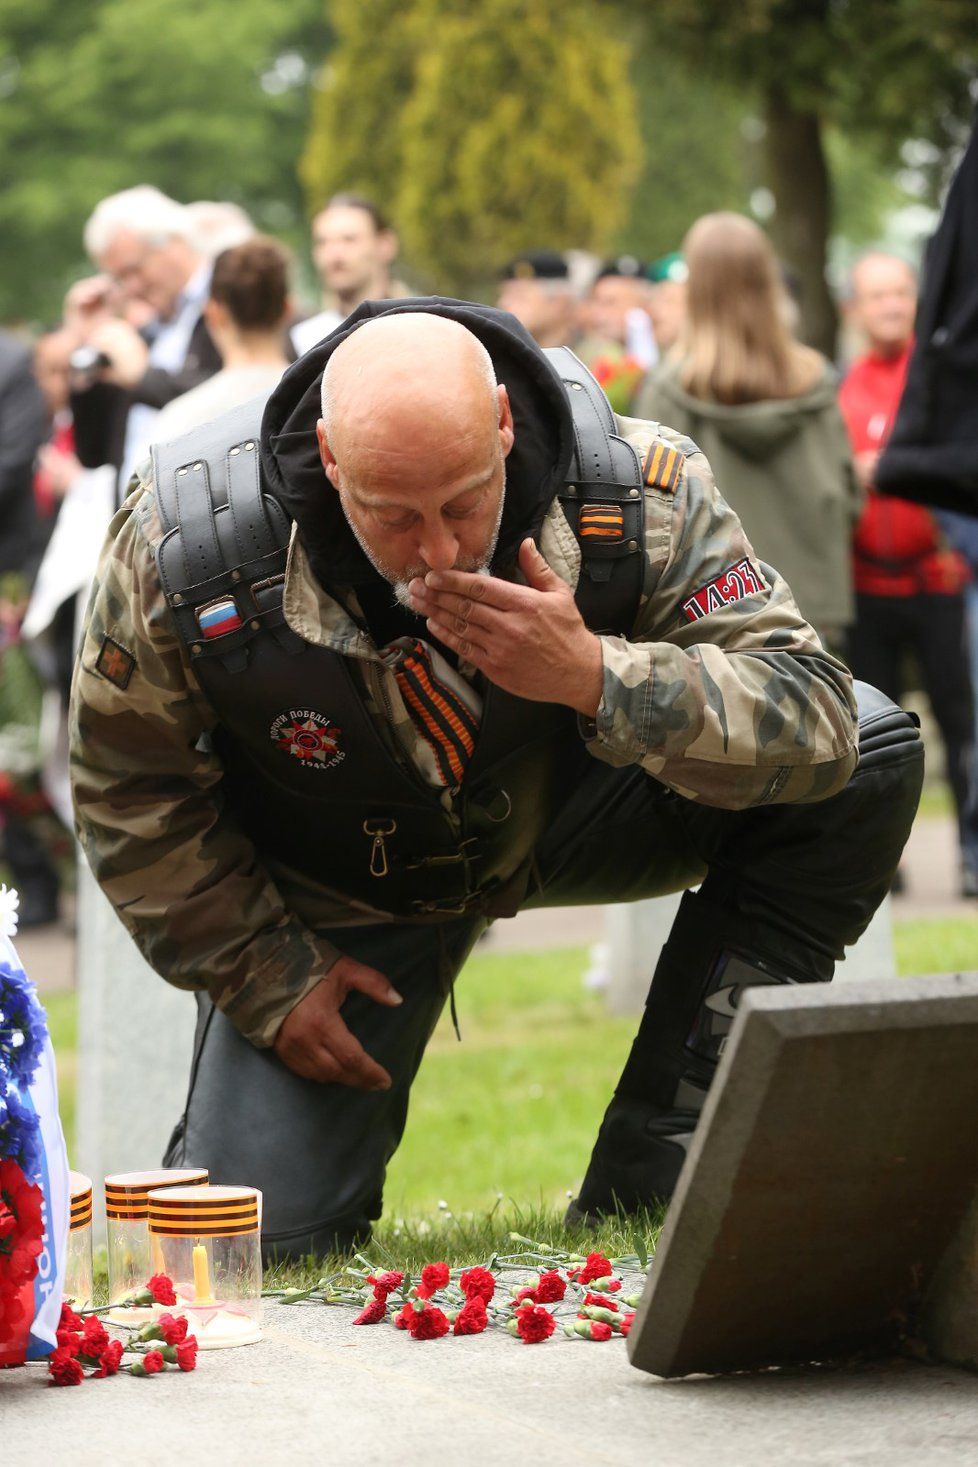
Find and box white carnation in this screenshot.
[0,884,20,938]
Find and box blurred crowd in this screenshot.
[1,184,976,925]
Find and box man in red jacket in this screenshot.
[841,252,977,897]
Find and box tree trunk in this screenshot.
[763,84,838,359]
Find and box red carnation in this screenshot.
[59,1302,84,1333]
[408,1304,450,1341]
[147,1274,177,1306]
[453,1297,488,1336]
[353,1296,388,1326]
[94,1338,125,1377]
[142,1349,165,1375]
[393,1303,415,1330]
[175,1338,198,1372]
[583,1291,619,1311]
[513,1286,537,1306]
[157,1312,189,1346]
[0,1204,15,1240]
[586,1275,622,1293]
[618,1313,635,1337]
[368,1270,404,1298]
[81,1315,110,1359]
[56,1328,82,1355]
[535,1271,566,1303]
[48,1346,84,1386]
[419,1261,450,1294]
[588,1321,614,1341]
[516,1305,556,1344]
[459,1266,495,1304]
[570,1252,614,1285]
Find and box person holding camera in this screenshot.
[67,186,220,500]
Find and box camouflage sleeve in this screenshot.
[586,440,858,808]
[69,482,340,1047]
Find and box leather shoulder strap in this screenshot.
[543,347,645,634]
[152,394,299,673]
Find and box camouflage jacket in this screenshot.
[69,418,857,1046]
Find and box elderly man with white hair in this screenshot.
[67,185,221,494]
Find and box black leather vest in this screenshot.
[152,348,646,918]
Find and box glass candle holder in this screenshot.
[105,1168,209,1323]
[147,1185,262,1349]
[64,1171,94,1309]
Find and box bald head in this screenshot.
[847,253,917,357]
[315,313,514,604]
[320,314,498,461]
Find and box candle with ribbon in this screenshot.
[104,1169,209,1323]
[146,1184,262,1349]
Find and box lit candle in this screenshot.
[193,1243,214,1304]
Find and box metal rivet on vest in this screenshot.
[178,468,188,477]
[628,539,638,551]
[630,487,640,497]
[172,593,184,606]
[231,569,242,582]
[570,382,583,390]
[230,446,240,456]
[191,644,202,656]
[244,441,255,451]
[250,619,260,631]
[194,462,203,471]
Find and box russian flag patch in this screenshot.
[196,596,243,639]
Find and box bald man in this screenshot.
[71,298,922,1258]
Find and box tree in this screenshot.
[300,0,641,297]
[0,0,329,324]
[614,0,977,353]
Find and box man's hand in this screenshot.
[408,538,605,717]
[63,275,115,340]
[273,955,402,1088]
[87,318,150,389]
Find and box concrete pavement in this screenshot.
[4,1293,978,1466]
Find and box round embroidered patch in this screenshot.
[269,709,346,770]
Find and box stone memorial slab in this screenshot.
[628,972,978,1379]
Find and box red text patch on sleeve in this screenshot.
[681,558,766,623]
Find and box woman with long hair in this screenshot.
[636,212,860,648]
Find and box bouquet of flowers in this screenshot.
[0,885,70,1367]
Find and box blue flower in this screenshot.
[0,1086,43,1179]
[0,961,48,1089]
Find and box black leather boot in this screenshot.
[569,893,815,1222]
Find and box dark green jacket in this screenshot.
[636,362,862,636]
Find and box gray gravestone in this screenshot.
[628,971,978,1379]
[75,864,197,1240]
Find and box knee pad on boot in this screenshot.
[852,680,922,773]
[571,892,820,1221]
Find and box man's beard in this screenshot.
[340,489,505,610]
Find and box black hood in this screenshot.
[260,297,575,595]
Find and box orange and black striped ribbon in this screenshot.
[642,442,684,494]
[149,1193,259,1238]
[579,504,624,541]
[70,1190,93,1232]
[105,1171,208,1221]
[390,639,479,788]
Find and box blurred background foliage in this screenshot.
[1,0,976,347]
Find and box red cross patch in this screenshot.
[681,558,766,623]
[95,636,136,690]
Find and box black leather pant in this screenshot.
[165,684,923,1257]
